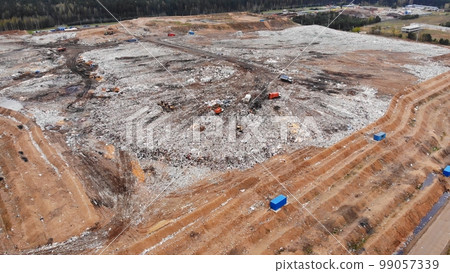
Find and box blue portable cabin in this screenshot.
[57,27,66,31]
[188,30,195,35]
[270,195,287,211]
[127,38,138,42]
[444,166,450,177]
[374,132,386,141]
[260,19,265,22]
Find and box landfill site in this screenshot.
[0,12,449,255]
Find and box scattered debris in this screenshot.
[157,101,176,112]
[242,94,251,103]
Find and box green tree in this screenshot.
[407,32,417,40]
[439,38,450,45]
[420,33,432,42]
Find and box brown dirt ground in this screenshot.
[307,50,421,96]
[76,12,294,44]
[96,72,450,255]
[0,108,99,251]
[1,14,449,255]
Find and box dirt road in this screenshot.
[408,201,450,255]
[147,38,274,73]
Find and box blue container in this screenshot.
[127,38,138,42]
[188,31,195,35]
[260,19,265,22]
[374,132,386,141]
[444,166,450,177]
[270,195,287,211]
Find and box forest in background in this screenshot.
[293,11,381,31]
[1,0,448,31]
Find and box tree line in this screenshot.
[0,0,448,31]
[293,11,381,31]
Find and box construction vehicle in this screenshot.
[168,33,176,37]
[214,107,223,114]
[268,92,280,99]
[104,27,115,35]
[280,74,293,83]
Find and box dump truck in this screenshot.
[280,74,293,83]
[268,92,280,99]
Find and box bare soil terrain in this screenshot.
[0,12,449,254]
[112,72,450,255]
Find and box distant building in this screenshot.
[401,24,421,33]
[405,4,439,11]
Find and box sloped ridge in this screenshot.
[115,71,449,255]
[0,108,99,251]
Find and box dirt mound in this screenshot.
[0,30,28,36]
[104,72,449,255]
[0,108,99,251]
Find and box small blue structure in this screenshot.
[444,166,450,177]
[56,27,66,31]
[127,38,138,42]
[188,30,195,35]
[270,195,287,211]
[374,132,386,141]
[260,19,265,22]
